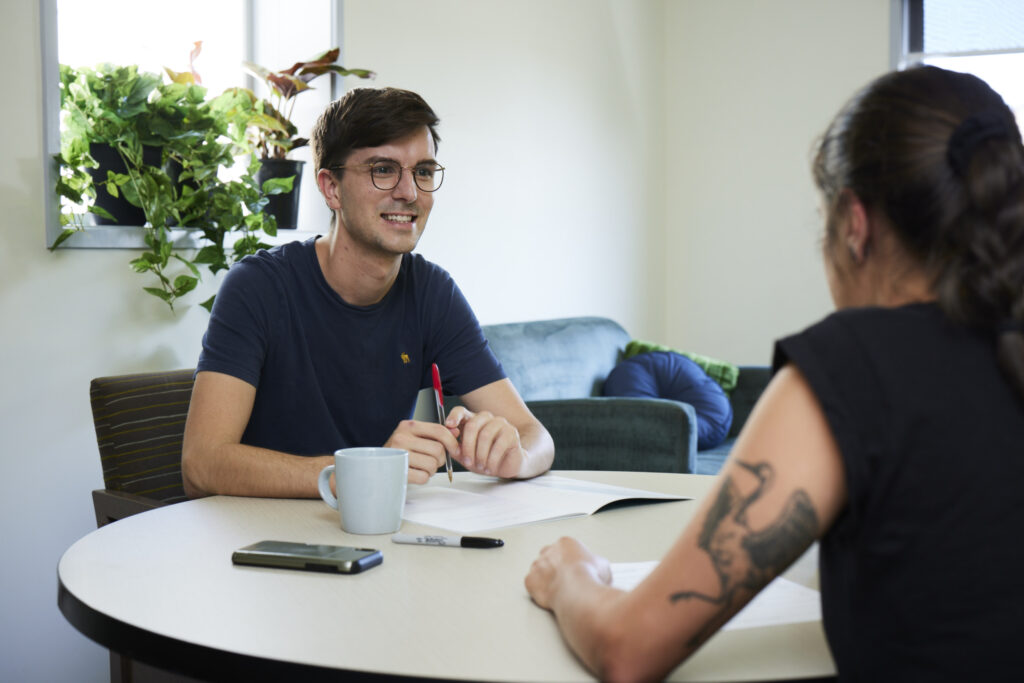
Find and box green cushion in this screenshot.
[624,340,739,393]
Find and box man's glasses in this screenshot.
[329,161,445,192]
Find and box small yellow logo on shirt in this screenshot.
[401,352,410,364]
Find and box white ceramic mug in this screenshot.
[318,447,409,534]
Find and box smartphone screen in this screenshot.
[232,540,383,574]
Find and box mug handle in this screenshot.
[317,464,338,509]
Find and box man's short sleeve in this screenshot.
[412,257,505,397]
[196,256,277,387]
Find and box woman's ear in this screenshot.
[837,189,871,265]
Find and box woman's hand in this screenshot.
[525,537,612,609]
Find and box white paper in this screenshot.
[610,561,822,631]
[402,473,688,533]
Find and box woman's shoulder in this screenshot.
[797,302,946,348]
[824,301,942,328]
[775,302,954,376]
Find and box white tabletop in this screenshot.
[58,471,835,681]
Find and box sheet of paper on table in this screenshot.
[402,473,689,534]
[611,561,822,630]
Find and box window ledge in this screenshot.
[53,225,318,249]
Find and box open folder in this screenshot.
[402,473,689,534]
[611,563,823,630]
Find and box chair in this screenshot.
[89,369,193,528]
[460,318,770,474]
[89,370,199,683]
[469,317,699,472]
[526,397,697,472]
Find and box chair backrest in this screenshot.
[527,397,696,472]
[481,317,631,400]
[90,369,194,506]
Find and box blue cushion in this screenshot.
[603,351,733,450]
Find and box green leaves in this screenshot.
[56,62,284,312]
[241,48,374,160]
[60,64,163,148]
[173,274,199,295]
[261,175,295,195]
[50,228,78,250]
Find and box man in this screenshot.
[182,87,554,498]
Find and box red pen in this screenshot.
[431,363,454,483]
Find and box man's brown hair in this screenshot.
[311,87,441,174]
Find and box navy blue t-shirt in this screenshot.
[197,237,505,456]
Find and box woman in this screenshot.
[525,65,1024,682]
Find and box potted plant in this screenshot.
[132,81,281,311]
[55,60,281,311]
[57,63,166,228]
[241,48,374,229]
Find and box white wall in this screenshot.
[342,0,667,335]
[663,0,892,364]
[0,1,888,680]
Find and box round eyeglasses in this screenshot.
[328,161,445,192]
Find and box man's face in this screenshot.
[334,126,436,257]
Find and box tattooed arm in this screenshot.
[524,365,848,683]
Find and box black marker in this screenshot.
[391,533,504,549]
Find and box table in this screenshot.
[58,471,836,681]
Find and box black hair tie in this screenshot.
[947,111,1012,176]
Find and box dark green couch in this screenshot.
[466,316,771,475]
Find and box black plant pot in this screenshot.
[88,143,162,226]
[256,159,305,230]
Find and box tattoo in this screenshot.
[670,460,818,647]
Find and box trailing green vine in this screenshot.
[55,62,289,311]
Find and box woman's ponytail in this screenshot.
[814,66,1024,401]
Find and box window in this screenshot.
[897,0,1024,116]
[58,1,247,98]
[41,0,342,248]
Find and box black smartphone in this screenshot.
[232,540,383,574]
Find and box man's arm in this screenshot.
[181,371,333,498]
[447,378,554,479]
[183,371,459,496]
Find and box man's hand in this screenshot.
[389,377,553,483]
[525,537,612,610]
[445,406,526,478]
[384,419,461,484]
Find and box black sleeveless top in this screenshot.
[774,303,1024,682]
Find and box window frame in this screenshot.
[39,0,344,249]
[895,0,1024,69]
